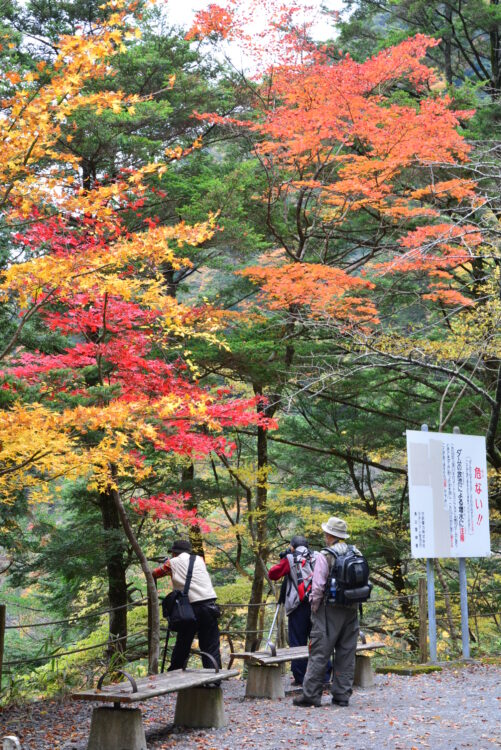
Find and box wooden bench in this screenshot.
[72,656,239,750]
[229,640,385,699]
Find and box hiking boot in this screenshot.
[293,694,321,708]
[331,697,349,706]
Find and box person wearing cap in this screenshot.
[268,534,317,685]
[152,539,221,671]
[293,516,361,708]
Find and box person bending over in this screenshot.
[152,538,221,670]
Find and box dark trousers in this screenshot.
[168,600,221,671]
[288,600,332,685]
[288,599,312,684]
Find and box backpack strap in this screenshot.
[182,554,196,596]
[293,551,305,587]
[286,552,301,594]
[321,546,338,569]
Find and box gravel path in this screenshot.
[1,662,499,749]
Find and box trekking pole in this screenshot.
[265,577,287,653]
[264,603,280,654]
[161,626,171,673]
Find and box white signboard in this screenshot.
[406,430,490,558]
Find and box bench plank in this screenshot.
[73,668,239,704]
[231,641,386,666]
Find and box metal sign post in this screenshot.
[420,424,437,663]
[426,557,437,662]
[458,557,470,659]
[452,426,470,660]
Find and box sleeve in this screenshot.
[152,559,171,580]
[310,553,329,612]
[268,557,291,580]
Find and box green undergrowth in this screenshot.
[1,604,149,705]
[1,579,253,705]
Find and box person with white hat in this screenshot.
[293,516,361,708]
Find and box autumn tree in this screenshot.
[0,1,277,673]
[187,0,500,645]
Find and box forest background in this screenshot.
[0,0,499,701]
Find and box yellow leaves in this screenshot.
[0,403,81,503]
[0,14,138,216]
[123,27,142,42]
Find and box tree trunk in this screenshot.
[435,560,460,648]
[161,262,177,297]
[384,549,419,648]
[490,0,500,99]
[182,462,205,556]
[245,417,270,651]
[443,3,453,85]
[98,488,128,655]
[109,477,160,674]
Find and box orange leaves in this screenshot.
[186,3,236,41]
[360,34,439,91]
[194,27,481,318]
[422,286,475,308]
[372,223,482,308]
[399,223,482,260]
[240,262,379,326]
[187,0,320,73]
[410,179,478,204]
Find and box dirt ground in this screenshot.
[1,661,500,749]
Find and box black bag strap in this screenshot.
[182,554,196,596]
[322,546,337,556]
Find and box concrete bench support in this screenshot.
[87,706,146,750]
[174,685,225,728]
[354,653,374,688]
[245,663,285,699]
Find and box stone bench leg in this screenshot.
[354,653,374,688]
[87,706,147,750]
[174,686,225,728]
[245,663,285,699]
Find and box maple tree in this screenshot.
[187,0,501,645]
[0,3,278,673]
[1,213,275,671]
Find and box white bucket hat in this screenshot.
[321,516,349,539]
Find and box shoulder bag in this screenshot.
[161,554,197,631]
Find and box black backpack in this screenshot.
[323,545,372,605]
